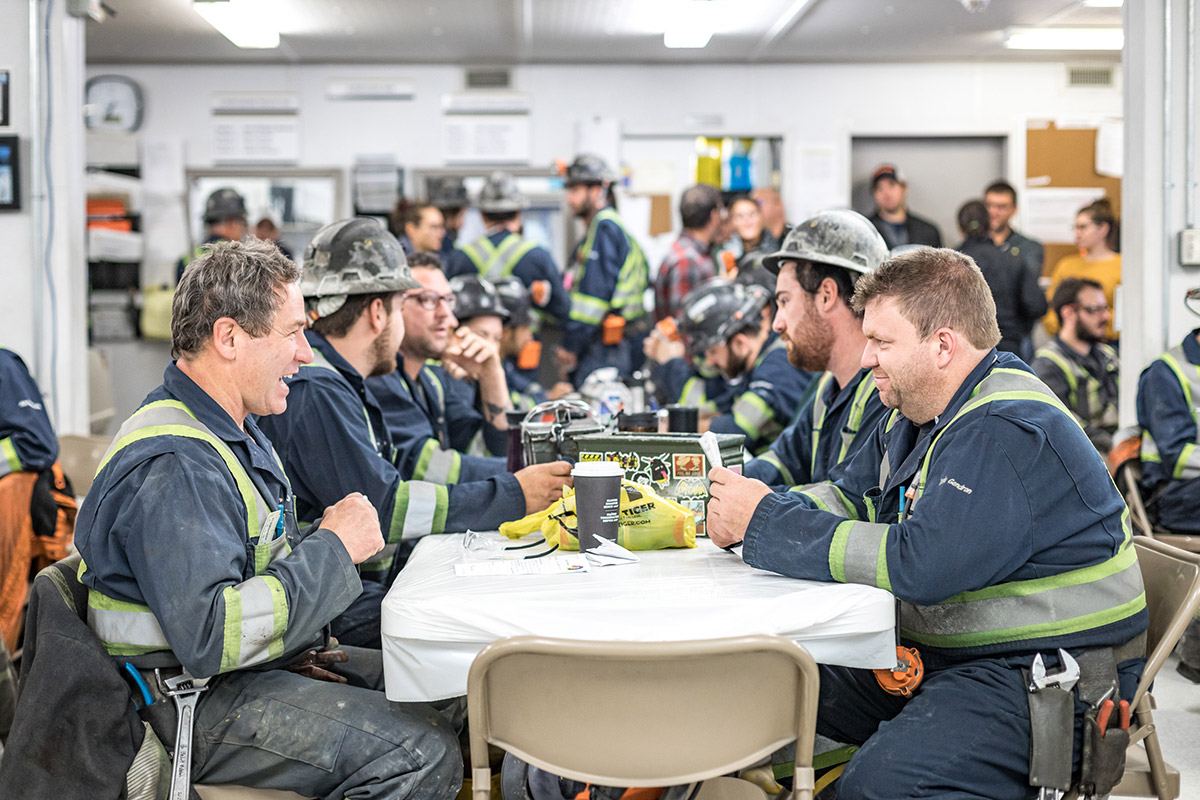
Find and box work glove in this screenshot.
[285,639,350,683]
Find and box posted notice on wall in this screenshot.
[1021,186,1109,244]
[212,116,300,163]
[442,115,530,164]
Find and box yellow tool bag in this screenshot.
[500,479,697,551]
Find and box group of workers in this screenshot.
[0,150,1196,800]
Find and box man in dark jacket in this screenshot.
[867,164,942,248]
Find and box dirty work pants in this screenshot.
[815,654,1142,800]
[186,645,462,800]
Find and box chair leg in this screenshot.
[1135,704,1174,800]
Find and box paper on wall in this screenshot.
[1022,186,1109,244]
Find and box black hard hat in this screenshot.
[564,154,613,186]
[203,188,247,224]
[493,276,536,328]
[478,171,528,214]
[426,176,468,210]
[761,209,888,277]
[679,279,768,357]
[448,275,510,323]
[301,217,419,320]
[733,256,777,296]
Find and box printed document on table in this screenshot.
[454,555,590,577]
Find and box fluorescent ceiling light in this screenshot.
[1081,0,1123,7]
[1005,27,1123,50]
[665,27,714,48]
[664,0,716,49]
[194,0,280,49]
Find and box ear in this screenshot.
[815,277,840,315]
[932,327,957,369]
[211,317,239,361]
[368,296,389,335]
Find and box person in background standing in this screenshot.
[1044,199,1121,343]
[867,164,942,249]
[654,184,723,323]
[750,187,787,244]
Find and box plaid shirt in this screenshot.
[654,231,716,322]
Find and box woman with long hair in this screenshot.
[1043,198,1121,342]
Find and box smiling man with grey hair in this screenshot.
[75,238,463,800]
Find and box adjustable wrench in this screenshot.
[157,669,210,800]
[1028,649,1081,800]
[1030,648,1081,693]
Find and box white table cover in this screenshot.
[381,534,897,701]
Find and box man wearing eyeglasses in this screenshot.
[1031,277,1119,453]
[368,254,515,484]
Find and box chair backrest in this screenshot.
[1116,460,1155,538]
[1132,538,1200,707]
[466,635,819,789]
[88,348,116,436]
[56,434,113,498]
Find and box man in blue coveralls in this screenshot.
[367,255,513,483]
[741,209,891,489]
[556,154,651,387]
[77,238,463,799]
[707,248,1146,799]
[257,219,570,647]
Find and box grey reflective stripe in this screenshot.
[878,448,892,491]
[228,576,283,667]
[462,238,494,272]
[303,350,381,449]
[87,602,170,650]
[798,483,854,518]
[840,521,888,585]
[423,447,458,484]
[403,481,439,539]
[360,542,399,572]
[899,555,1145,643]
[680,378,707,407]
[485,233,533,280]
[1143,347,1200,474]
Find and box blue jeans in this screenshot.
[189,646,462,800]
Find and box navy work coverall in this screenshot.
[672,335,813,456]
[743,368,887,489]
[257,331,524,645]
[563,208,650,386]
[76,363,461,800]
[742,351,1147,799]
[0,348,57,478]
[445,230,571,330]
[1032,337,1120,454]
[1137,328,1200,533]
[368,361,507,484]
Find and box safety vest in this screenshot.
[302,350,449,572]
[1034,339,1119,433]
[83,400,292,673]
[566,208,649,327]
[459,232,540,282]
[825,367,1145,651]
[808,371,879,478]
[1141,345,1200,480]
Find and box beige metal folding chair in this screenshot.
[55,433,112,498]
[1102,537,1200,799]
[467,635,821,800]
[1112,451,1200,553]
[195,787,308,800]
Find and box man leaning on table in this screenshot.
[76,239,462,799]
[256,218,570,648]
[706,247,1147,800]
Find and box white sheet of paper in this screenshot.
[585,536,639,567]
[1022,186,1109,244]
[454,555,590,577]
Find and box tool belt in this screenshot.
[1025,632,1146,798]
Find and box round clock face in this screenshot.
[85,75,144,132]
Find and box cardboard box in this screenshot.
[570,432,744,533]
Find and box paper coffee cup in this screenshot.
[571,461,623,551]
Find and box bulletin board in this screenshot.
[1025,122,1122,275]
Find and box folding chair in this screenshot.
[56,434,113,498]
[1109,441,1200,553]
[467,635,821,800]
[1088,538,1200,799]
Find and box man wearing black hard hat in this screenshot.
[176,187,249,283]
[866,164,942,249]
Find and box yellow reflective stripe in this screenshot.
[809,373,836,475]
[88,589,171,655]
[829,520,853,582]
[0,437,20,475]
[759,450,793,486]
[1160,350,1197,413]
[303,351,380,448]
[680,377,707,408]
[838,520,890,588]
[732,392,774,438]
[569,292,610,325]
[219,575,290,672]
[1174,442,1200,479]
[1035,346,1079,402]
[389,481,450,545]
[796,483,857,519]
[421,364,446,411]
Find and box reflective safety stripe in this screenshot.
[679,377,708,409]
[1142,348,1200,479]
[485,234,538,280]
[796,483,857,519]
[87,400,293,671]
[732,392,774,438]
[759,450,794,487]
[0,437,19,477]
[808,374,837,476]
[219,575,289,672]
[1034,340,1118,430]
[414,439,463,484]
[460,238,496,273]
[303,349,382,451]
[841,376,879,463]
[359,542,399,573]
[389,480,449,544]
[851,366,1146,650]
[569,292,610,325]
[571,208,649,323]
[900,544,1145,648]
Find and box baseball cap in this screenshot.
[871,164,906,187]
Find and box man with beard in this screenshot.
[257,219,569,647]
[1032,277,1119,453]
[706,248,1146,800]
[663,279,811,455]
[367,255,514,481]
[742,210,891,488]
[556,153,651,386]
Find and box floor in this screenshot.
[1138,653,1200,797]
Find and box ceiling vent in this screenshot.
[1067,65,1114,88]
[466,69,512,90]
